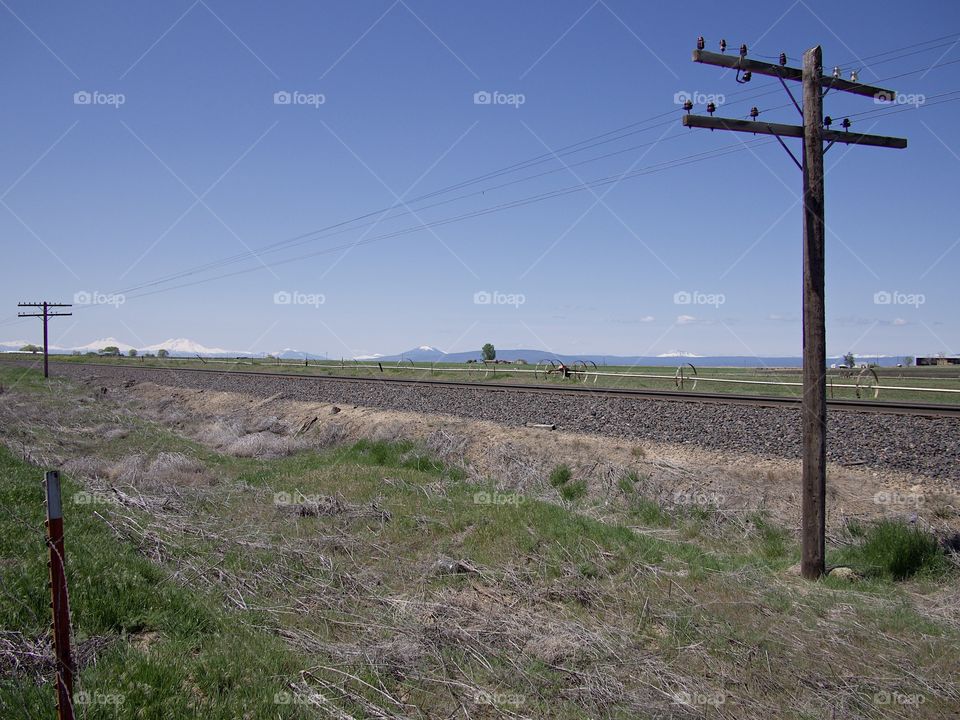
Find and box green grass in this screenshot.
[834,520,947,580]
[548,463,572,487]
[0,447,313,719]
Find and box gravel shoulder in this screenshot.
[46,361,960,482]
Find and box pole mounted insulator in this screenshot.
[739,43,748,58]
[683,99,693,113]
[824,115,833,128]
[697,36,705,51]
[719,38,727,53]
[779,52,787,66]
[749,106,759,119]
[841,117,851,131]
[706,102,716,115]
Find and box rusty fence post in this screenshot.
[45,470,75,720]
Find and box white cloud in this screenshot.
[676,314,696,325]
[892,318,908,326]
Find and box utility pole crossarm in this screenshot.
[682,115,907,149]
[692,49,898,99]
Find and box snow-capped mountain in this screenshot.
[70,337,138,353]
[656,350,703,358]
[143,338,239,355]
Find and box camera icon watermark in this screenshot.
[73,491,121,506]
[274,690,312,705]
[273,290,325,307]
[873,91,925,107]
[473,90,526,108]
[474,690,524,706]
[673,90,725,106]
[73,90,125,108]
[274,490,325,507]
[873,491,923,508]
[273,90,326,108]
[74,290,126,308]
[673,691,725,707]
[473,290,525,308]
[473,490,524,506]
[873,290,924,308]
[76,691,125,706]
[673,290,725,308]
[674,491,725,507]
[874,690,925,706]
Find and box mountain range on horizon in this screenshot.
[0,337,921,367]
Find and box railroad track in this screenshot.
[42,361,960,419]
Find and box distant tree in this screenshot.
[157,349,169,358]
[85,351,97,357]
[843,352,855,368]
[127,348,138,357]
[20,344,41,354]
[903,356,914,366]
[482,343,496,362]
[100,346,120,356]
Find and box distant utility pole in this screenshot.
[682,41,907,580]
[17,302,73,378]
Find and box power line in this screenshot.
[122,139,774,301]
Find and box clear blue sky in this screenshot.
[2,0,958,358]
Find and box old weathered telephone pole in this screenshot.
[682,40,907,579]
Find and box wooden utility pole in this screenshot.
[17,302,73,378]
[44,471,75,720]
[801,47,827,577]
[682,41,907,579]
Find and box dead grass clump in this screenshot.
[107,453,148,484]
[243,415,287,435]
[367,422,405,445]
[484,442,545,493]
[313,421,349,449]
[225,432,306,458]
[195,420,244,449]
[146,452,206,486]
[425,429,469,464]
[62,455,111,480]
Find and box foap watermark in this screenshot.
[473,490,524,506]
[273,690,313,705]
[673,90,725,106]
[674,290,725,308]
[76,691,125,706]
[273,290,325,307]
[474,690,524,707]
[674,490,725,506]
[73,491,121,507]
[873,491,923,509]
[274,491,326,507]
[474,290,525,308]
[673,691,725,707]
[873,290,925,308]
[473,90,525,108]
[874,91,925,107]
[874,690,925,706]
[74,290,125,308]
[273,90,326,108]
[74,90,125,108]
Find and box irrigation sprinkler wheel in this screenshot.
[674,363,698,390]
[535,360,557,381]
[856,367,880,399]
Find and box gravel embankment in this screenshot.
[51,363,960,481]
